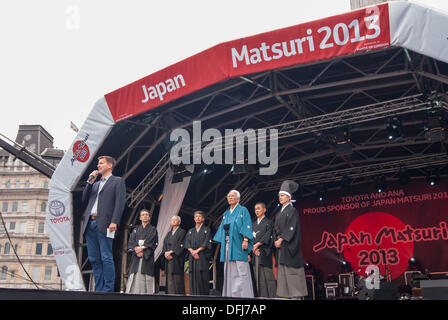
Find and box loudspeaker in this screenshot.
[372,282,398,300]
[421,279,448,300]
[358,281,398,300]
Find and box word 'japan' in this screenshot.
[141,74,186,103]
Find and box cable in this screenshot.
[0,268,54,290]
[0,211,40,289]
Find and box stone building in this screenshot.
[0,125,65,289]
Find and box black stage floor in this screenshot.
[0,288,275,300]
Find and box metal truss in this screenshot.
[104,47,447,220]
[0,133,55,178]
[124,89,447,213]
[126,152,170,208]
[258,153,448,191]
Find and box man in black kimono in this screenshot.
[184,211,212,295]
[251,202,276,298]
[126,209,158,294]
[274,180,308,299]
[163,215,186,294]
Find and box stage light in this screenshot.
[386,117,403,141]
[408,257,420,271]
[330,128,353,156]
[313,132,328,152]
[203,169,207,173]
[375,176,386,193]
[318,191,325,202]
[171,163,192,184]
[426,170,439,187]
[424,109,447,142]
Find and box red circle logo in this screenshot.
[343,212,414,280]
[72,140,90,163]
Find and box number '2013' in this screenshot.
[318,15,381,49]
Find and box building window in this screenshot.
[37,222,45,234]
[22,201,28,212]
[25,180,30,188]
[44,266,52,281]
[9,222,16,232]
[14,244,18,254]
[1,266,7,280]
[12,202,18,212]
[4,243,10,254]
[40,202,47,212]
[31,266,40,282]
[47,243,53,255]
[5,180,10,188]
[18,222,27,233]
[15,180,20,188]
[1,202,8,212]
[0,224,5,234]
[10,271,15,281]
[43,181,49,189]
[35,243,43,255]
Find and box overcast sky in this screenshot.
[1,0,447,151]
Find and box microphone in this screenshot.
[87,171,98,183]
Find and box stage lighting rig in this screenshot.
[424,108,448,142]
[171,163,192,184]
[386,117,403,141]
[375,175,386,193]
[426,170,439,187]
[329,128,353,156]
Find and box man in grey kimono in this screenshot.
[163,215,186,294]
[126,209,158,294]
[274,180,308,299]
[184,211,212,295]
[251,202,276,298]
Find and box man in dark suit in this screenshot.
[162,215,186,294]
[184,211,212,295]
[82,155,126,292]
[251,202,276,298]
[274,180,308,299]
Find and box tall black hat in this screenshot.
[279,180,298,197]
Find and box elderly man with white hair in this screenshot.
[162,215,186,294]
[213,190,254,298]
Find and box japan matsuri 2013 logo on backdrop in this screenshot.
[71,133,90,165]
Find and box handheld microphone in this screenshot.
[87,171,98,183]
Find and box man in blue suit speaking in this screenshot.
[82,156,126,292]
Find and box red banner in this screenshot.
[105,4,390,122]
[298,180,448,284]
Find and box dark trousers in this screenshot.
[166,261,185,294]
[189,269,209,295]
